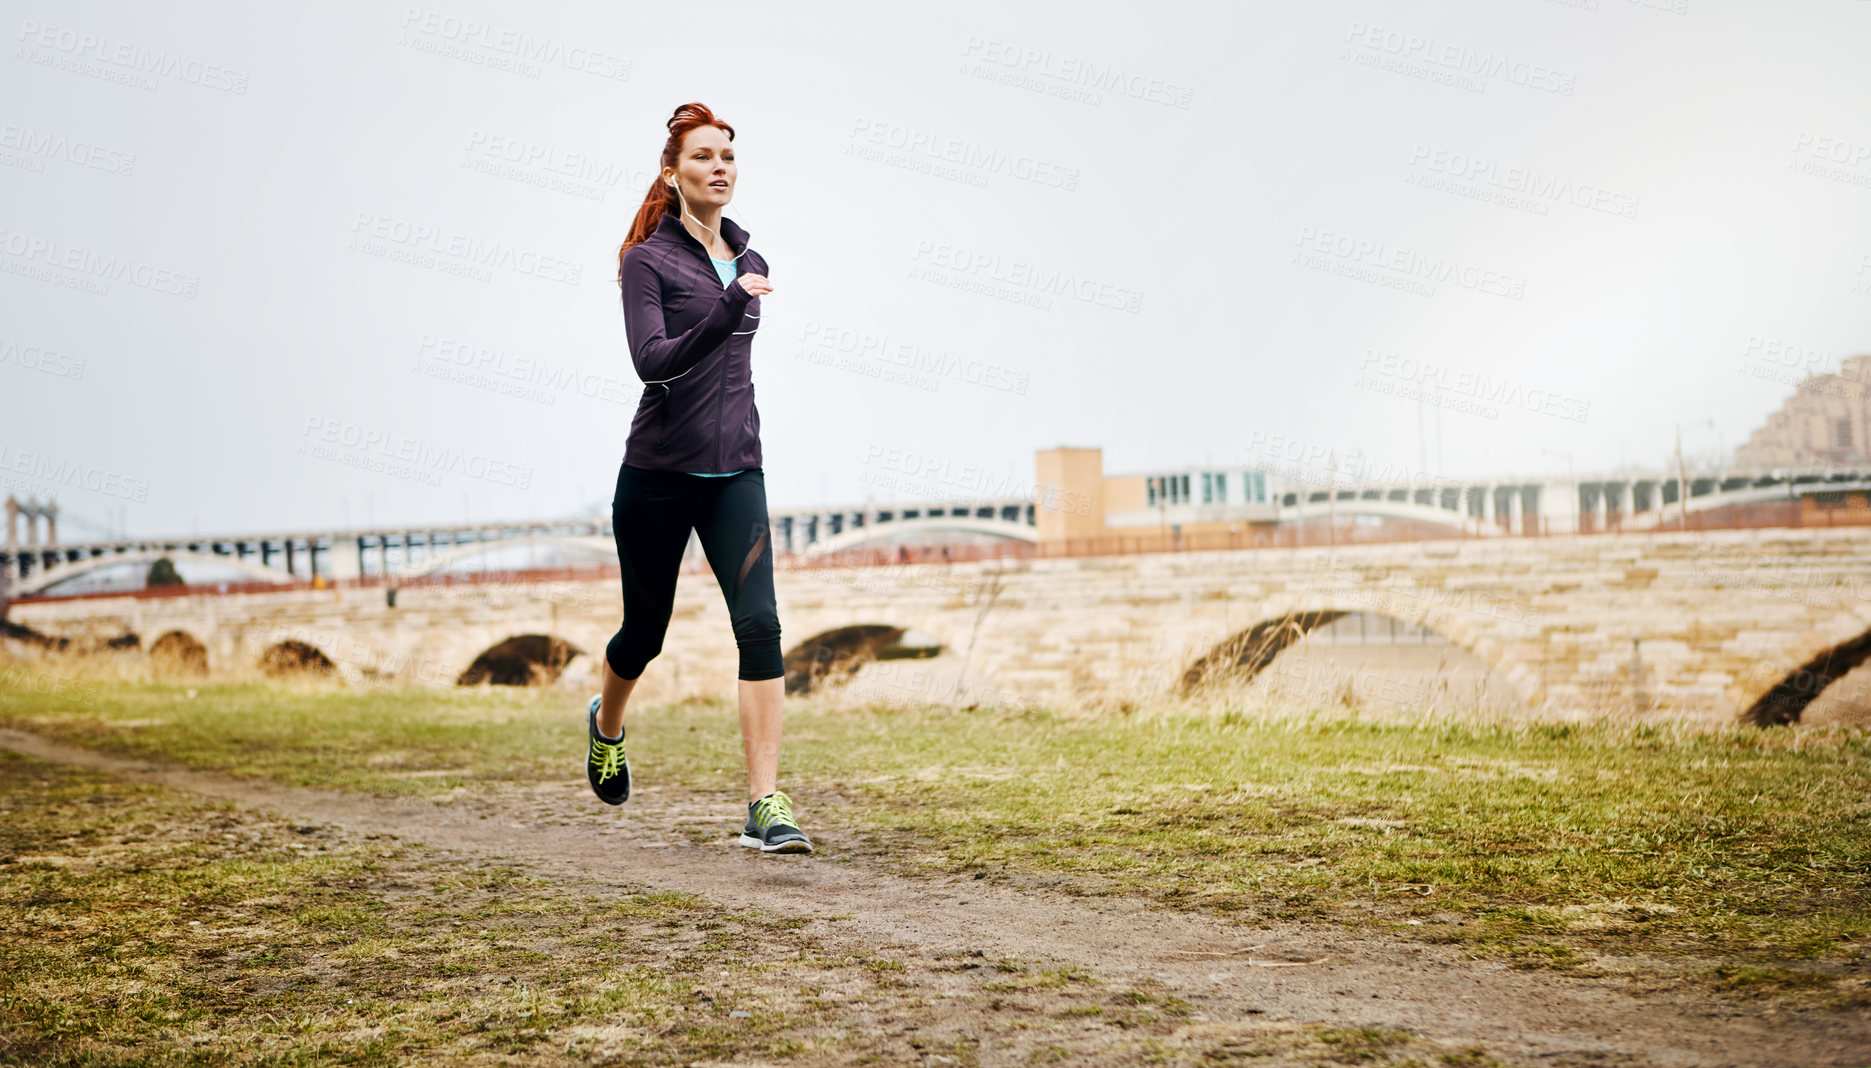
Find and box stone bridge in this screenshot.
[11,527,1871,725]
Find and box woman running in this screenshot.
[583,101,810,855]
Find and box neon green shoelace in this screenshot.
[589,738,625,784]
[751,791,797,830]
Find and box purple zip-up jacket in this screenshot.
[617,210,766,472]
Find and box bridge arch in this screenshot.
[149,630,209,677]
[782,624,945,695]
[1286,496,1506,536]
[456,634,585,686]
[801,517,1035,558]
[259,639,336,678]
[20,550,296,596]
[1177,602,1530,709]
[1740,627,1871,726]
[1179,610,1348,696]
[401,536,615,579]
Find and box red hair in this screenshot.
[617,102,736,285]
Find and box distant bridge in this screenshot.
[13,526,1871,727]
[1,495,1039,597]
[11,463,1871,606]
[1117,464,1871,539]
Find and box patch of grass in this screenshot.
[1313,1025,1415,1062]
[982,963,1096,994]
[1186,1025,1514,1067]
[1708,964,1839,991]
[5,675,1869,973]
[0,750,1109,1065]
[0,678,612,796]
[797,705,1871,967]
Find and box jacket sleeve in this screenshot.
[619,247,755,384]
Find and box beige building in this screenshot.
[1736,354,1871,467]
[1035,446,1281,554]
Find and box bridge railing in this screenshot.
[0,542,1041,606]
[781,541,1038,570]
[1038,498,1871,557]
[9,499,1871,605]
[0,566,633,607]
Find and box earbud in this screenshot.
[666,175,745,271]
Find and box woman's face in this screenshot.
[666,125,734,207]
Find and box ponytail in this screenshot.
[617,102,736,288]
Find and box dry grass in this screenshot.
[0,750,1536,1066]
[3,652,1868,999]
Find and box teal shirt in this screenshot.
[709,254,738,288]
[692,254,745,478]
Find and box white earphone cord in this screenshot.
[641,176,759,390]
[672,177,758,335]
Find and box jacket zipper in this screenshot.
[678,220,738,473]
[710,241,726,473]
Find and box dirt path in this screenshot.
[2,727,1865,1068]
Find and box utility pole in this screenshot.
[1416,395,1427,475]
[1630,637,1644,716]
[1675,424,1689,531]
[1157,476,1167,544]
[1539,447,1574,533]
[1435,403,1443,474]
[1327,449,1337,552]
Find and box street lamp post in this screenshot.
[1540,447,1575,534]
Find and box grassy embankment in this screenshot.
[2,669,1867,991]
[0,749,1523,1066]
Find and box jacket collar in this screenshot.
[653,209,749,259]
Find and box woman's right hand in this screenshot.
[735,273,773,297]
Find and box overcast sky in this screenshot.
[4,0,1868,539]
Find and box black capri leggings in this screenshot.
[604,462,783,682]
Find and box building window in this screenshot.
[1837,418,1853,449]
[1200,473,1213,504]
[1148,473,1198,506]
[1253,471,1266,502]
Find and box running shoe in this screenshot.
[740,790,813,854]
[585,694,631,805]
